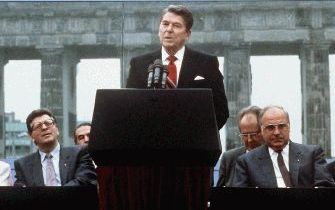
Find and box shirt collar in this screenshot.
[39,142,60,162]
[268,142,290,156]
[161,46,185,62]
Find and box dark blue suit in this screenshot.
[232,142,334,187]
[327,160,335,180]
[14,146,97,186]
[216,146,246,187]
[126,47,229,129]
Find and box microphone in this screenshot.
[147,63,154,88]
[161,65,168,88]
[152,59,163,89]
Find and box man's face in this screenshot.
[75,125,91,145]
[30,114,59,151]
[261,107,290,151]
[239,113,263,151]
[158,12,191,54]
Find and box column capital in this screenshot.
[36,45,64,55]
[300,41,331,50]
[64,48,80,65]
[299,41,331,59]
[223,42,251,51]
[0,48,8,65]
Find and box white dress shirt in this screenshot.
[268,145,290,188]
[161,46,185,86]
[39,143,61,186]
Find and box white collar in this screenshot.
[161,46,185,62]
[268,142,290,156]
[39,142,60,161]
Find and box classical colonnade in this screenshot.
[0,1,334,157]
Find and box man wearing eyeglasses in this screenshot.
[233,105,334,188]
[14,108,97,187]
[217,105,264,187]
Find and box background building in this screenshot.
[1,1,335,183]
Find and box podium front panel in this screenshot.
[89,89,221,166]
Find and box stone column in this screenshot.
[38,46,66,145]
[224,43,252,150]
[62,48,79,146]
[300,43,331,156]
[0,49,8,158]
[121,47,151,87]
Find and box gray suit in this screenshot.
[216,146,245,187]
[14,146,97,186]
[233,142,334,188]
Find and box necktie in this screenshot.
[45,154,57,186]
[167,55,177,88]
[277,151,292,187]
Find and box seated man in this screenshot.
[74,122,91,146]
[233,105,334,188]
[14,108,97,187]
[217,105,263,187]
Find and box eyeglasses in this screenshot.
[31,119,55,131]
[238,132,259,139]
[262,123,289,132]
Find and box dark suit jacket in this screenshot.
[126,47,229,129]
[327,160,335,180]
[14,146,97,187]
[232,142,335,188]
[216,146,246,187]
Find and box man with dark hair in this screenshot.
[126,4,229,129]
[74,122,91,145]
[14,108,97,187]
[217,105,264,187]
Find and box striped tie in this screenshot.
[167,55,177,88]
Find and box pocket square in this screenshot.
[194,75,205,80]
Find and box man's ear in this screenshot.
[187,30,192,39]
[31,138,37,145]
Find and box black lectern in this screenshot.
[89,89,221,210]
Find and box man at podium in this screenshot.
[126,4,229,129]
[92,5,224,210]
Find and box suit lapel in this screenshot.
[257,146,278,187]
[178,47,197,87]
[59,148,69,185]
[32,151,44,186]
[289,142,302,187]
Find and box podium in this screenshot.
[88,89,221,210]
